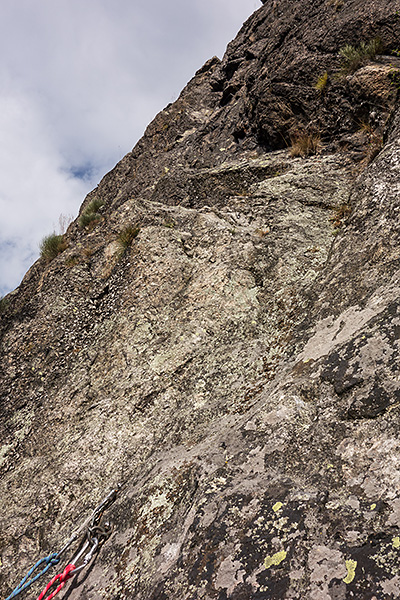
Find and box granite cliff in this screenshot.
[1,1,400,598]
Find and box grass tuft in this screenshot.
[40,233,67,262]
[79,211,101,228]
[315,71,329,92]
[339,38,383,75]
[290,131,321,157]
[117,225,140,253]
[79,198,104,229]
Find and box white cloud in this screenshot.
[0,90,88,294]
[0,0,259,295]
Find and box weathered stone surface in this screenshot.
[1,0,400,598]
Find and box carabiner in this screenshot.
[58,484,121,560]
[70,537,99,576]
[89,485,121,529]
[87,520,113,543]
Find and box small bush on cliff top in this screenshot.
[79,198,104,228]
[40,233,67,261]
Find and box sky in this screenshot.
[0,0,259,296]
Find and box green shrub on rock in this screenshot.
[339,38,383,75]
[40,233,67,261]
[79,198,104,228]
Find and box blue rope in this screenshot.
[4,487,120,600]
[4,553,60,600]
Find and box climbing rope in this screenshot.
[36,564,76,600]
[4,486,120,600]
[4,554,61,600]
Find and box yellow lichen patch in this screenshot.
[392,537,400,549]
[370,503,377,510]
[343,559,357,584]
[272,502,283,513]
[264,550,287,569]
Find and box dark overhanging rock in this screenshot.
[1,1,400,599]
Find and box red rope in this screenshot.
[36,564,76,600]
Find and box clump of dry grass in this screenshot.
[40,233,67,262]
[289,131,321,157]
[117,224,140,253]
[330,204,352,228]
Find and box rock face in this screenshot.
[1,1,400,598]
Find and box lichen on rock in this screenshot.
[1,0,400,598]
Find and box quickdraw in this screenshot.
[4,486,120,600]
[36,519,113,600]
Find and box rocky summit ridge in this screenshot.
[1,1,400,598]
